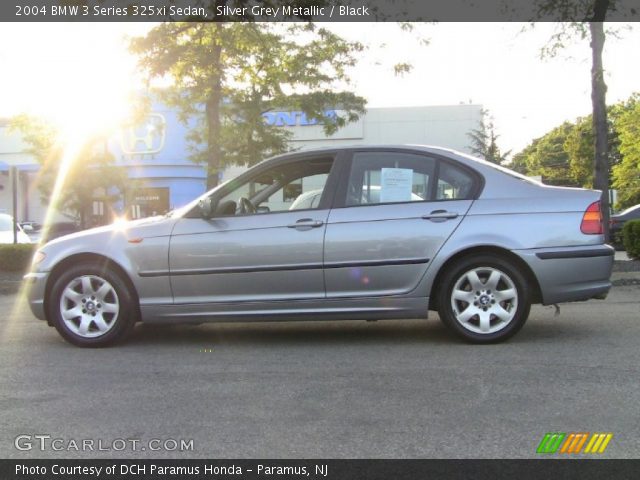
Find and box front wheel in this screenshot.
[47,263,136,347]
[437,254,531,343]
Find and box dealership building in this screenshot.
[0,104,482,225]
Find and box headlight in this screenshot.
[32,250,46,265]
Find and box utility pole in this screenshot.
[10,165,18,244]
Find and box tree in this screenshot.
[511,100,627,188]
[130,22,366,190]
[529,0,634,240]
[509,138,539,175]
[563,109,623,189]
[563,115,595,187]
[612,95,640,209]
[526,122,577,186]
[467,110,511,165]
[9,115,126,228]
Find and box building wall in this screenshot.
[292,104,482,150]
[222,104,483,182]
[109,105,206,219]
[0,121,52,223]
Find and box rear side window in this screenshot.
[346,152,435,206]
[436,161,475,200]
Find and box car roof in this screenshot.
[267,144,539,185]
[273,144,458,156]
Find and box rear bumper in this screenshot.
[23,271,49,320]
[515,244,614,305]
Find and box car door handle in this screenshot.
[421,210,459,221]
[287,219,324,229]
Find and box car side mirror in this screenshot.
[22,224,34,233]
[198,197,216,219]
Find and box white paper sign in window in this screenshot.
[380,168,413,203]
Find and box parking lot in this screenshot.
[1,281,639,459]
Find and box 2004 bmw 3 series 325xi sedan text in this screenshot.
[25,146,614,347]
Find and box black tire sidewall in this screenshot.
[437,254,531,343]
[48,263,135,347]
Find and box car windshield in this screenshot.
[0,215,14,231]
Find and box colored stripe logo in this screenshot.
[537,432,613,454]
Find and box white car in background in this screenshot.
[0,213,32,244]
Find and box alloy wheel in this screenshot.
[59,275,120,338]
[450,266,518,334]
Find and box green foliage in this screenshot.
[522,122,577,186]
[622,220,640,259]
[393,63,413,76]
[0,244,37,272]
[612,95,640,209]
[130,23,367,187]
[509,139,538,174]
[563,116,594,187]
[467,110,510,165]
[511,100,629,187]
[9,115,127,228]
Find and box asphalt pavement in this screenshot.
[1,284,639,459]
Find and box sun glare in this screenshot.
[1,23,151,142]
[0,23,156,248]
[48,92,133,150]
[51,89,133,145]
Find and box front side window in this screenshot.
[346,152,435,206]
[215,157,334,215]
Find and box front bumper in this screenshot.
[515,244,614,305]
[23,271,49,321]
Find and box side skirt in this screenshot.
[140,296,429,324]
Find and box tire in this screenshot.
[47,263,136,347]
[437,254,531,344]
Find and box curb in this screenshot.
[611,271,640,287]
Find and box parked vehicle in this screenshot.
[38,221,81,244]
[610,204,640,249]
[19,221,43,243]
[25,146,613,347]
[19,221,41,231]
[0,214,31,244]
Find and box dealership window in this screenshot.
[346,152,435,206]
[128,187,170,219]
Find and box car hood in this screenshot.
[42,215,176,247]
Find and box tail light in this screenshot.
[581,201,603,234]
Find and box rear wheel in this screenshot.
[437,254,531,343]
[47,263,136,347]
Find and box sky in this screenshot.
[0,22,638,155]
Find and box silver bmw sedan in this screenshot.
[24,146,613,346]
